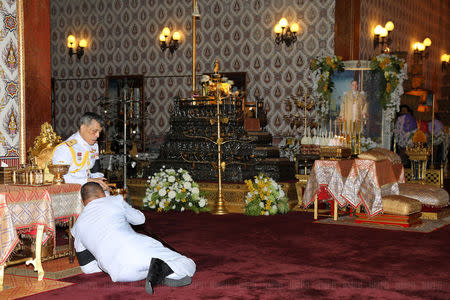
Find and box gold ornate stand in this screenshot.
[210,65,228,215]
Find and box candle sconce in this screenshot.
[373,21,394,53]
[413,37,432,63]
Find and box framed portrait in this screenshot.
[328,60,386,147]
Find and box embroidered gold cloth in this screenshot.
[381,195,422,215]
[0,184,82,264]
[358,148,402,164]
[398,183,449,208]
[303,159,405,216]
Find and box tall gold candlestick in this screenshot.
[192,0,198,94]
[211,64,228,215]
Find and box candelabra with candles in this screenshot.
[179,60,261,214]
[336,119,362,155]
[283,90,317,137]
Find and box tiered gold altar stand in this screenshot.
[127,178,298,213]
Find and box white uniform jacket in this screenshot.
[71,195,196,282]
[52,132,103,185]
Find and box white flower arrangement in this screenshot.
[244,174,290,216]
[143,167,209,213]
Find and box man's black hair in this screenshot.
[80,182,104,203]
[79,112,104,128]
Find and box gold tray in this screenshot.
[320,146,352,158]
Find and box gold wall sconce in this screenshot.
[274,18,300,47]
[67,35,87,60]
[159,27,181,54]
[412,37,432,62]
[373,21,394,53]
[441,54,449,71]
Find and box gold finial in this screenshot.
[213,59,220,74]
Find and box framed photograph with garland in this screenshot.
[310,55,407,150]
[329,61,383,145]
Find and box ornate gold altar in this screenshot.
[405,142,432,184]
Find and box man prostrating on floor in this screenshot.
[71,182,195,294]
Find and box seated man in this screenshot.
[52,112,109,190]
[71,182,195,294]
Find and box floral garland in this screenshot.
[143,167,209,213]
[369,54,407,120]
[244,174,290,216]
[310,55,345,117]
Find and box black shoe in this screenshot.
[163,276,192,287]
[145,258,174,295]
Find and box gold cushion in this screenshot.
[398,183,449,208]
[372,148,402,164]
[358,148,402,164]
[382,195,422,215]
[357,149,387,161]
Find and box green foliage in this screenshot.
[244,174,290,216]
[369,55,405,109]
[310,55,345,103]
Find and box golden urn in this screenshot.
[47,164,70,184]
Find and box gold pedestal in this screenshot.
[211,190,229,215]
[47,164,70,185]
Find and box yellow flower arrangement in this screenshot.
[244,174,290,216]
[310,55,345,105]
[370,54,405,109]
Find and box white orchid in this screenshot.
[183,173,192,181]
[143,167,209,213]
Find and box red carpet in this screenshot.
[19,211,450,299]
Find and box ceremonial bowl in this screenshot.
[47,164,70,184]
[111,188,127,196]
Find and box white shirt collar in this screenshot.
[75,131,94,148]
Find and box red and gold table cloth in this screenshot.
[303,159,405,216]
[0,184,82,264]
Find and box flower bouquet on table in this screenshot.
[143,167,209,213]
[244,174,290,216]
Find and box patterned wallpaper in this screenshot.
[50,0,335,142]
[360,0,450,97]
[0,0,19,165]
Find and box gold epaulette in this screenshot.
[64,139,77,147]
